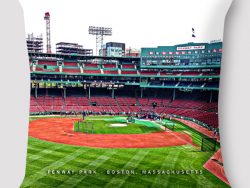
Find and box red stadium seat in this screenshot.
[103,70,118,74]
[83,69,101,74]
[62,68,81,73]
[38,61,57,66]
[64,62,78,67]
[121,70,137,75]
[29,94,218,127]
[84,63,99,68]
[103,64,117,68]
[122,64,135,69]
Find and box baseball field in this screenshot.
[21,116,229,188]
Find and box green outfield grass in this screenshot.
[21,116,229,188]
[74,117,163,134]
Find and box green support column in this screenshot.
[88,86,91,99]
[112,87,115,98]
[173,89,176,101]
[63,88,66,99]
[140,88,143,98]
[209,91,213,103]
[35,87,38,99]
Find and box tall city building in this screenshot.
[56,42,93,56]
[26,33,43,53]
[100,42,125,57]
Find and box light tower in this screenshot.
[88,26,112,55]
[44,12,51,53]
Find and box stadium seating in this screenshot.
[103,64,117,68]
[116,97,137,106]
[62,68,81,73]
[202,72,220,76]
[155,107,165,114]
[38,61,57,66]
[148,98,163,106]
[140,70,158,75]
[98,97,117,106]
[160,72,180,76]
[178,82,191,87]
[122,64,135,69]
[111,106,122,113]
[84,63,99,68]
[30,96,39,113]
[162,99,171,106]
[63,105,73,111]
[163,81,178,86]
[119,105,130,113]
[35,66,60,72]
[54,96,64,106]
[190,82,204,87]
[205,82,219,88]
[65,97,79,106]
[138,98,148,106]
[30,94,219,127]
[149,81,162,86]
[53,106,63,111]
[64,62,78,67]
[78,98,90,106]
[91,106,103,113]
[181,72,201,76]
[35,67,44,72]
[83,69,101,74]
[121,70,137,75]
[170,100,206,109]
[200,102,218,112]
[128,106,140,113]
[44,96,53,106]
[103,70,118,74]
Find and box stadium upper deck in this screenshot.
[29,42,221,91]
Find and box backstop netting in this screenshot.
[75,121,94,134]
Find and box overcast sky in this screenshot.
[20,0,232,54]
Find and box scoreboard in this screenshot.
[140,42,222,67]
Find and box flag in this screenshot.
[192,28,196,38]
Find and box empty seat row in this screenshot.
[30,96,218,127]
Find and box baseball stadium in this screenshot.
[20,11,230,188]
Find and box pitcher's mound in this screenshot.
[110,123,127,127]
